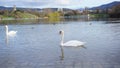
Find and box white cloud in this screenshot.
[58,0,70,5]
[0,0,119,8]
[0,0,80,6]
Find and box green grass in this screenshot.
[12,11,38,19]
[0,11,39,20]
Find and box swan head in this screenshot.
[59,30,64,35]
[5,25,8,28]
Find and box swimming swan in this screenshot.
[5,25,17,36]
[59,30,85,47]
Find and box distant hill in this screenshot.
[78,8,85,10]
[90,1,120,10]
[0,6,5,9]
[0,6,73,12]
[0,6,13,10]
[0,6,42,11]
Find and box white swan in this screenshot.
[5,25,17,37]
[59,30,85,47]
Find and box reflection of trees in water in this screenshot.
[48,17,60,23]
[0,18,61,25]
[0,19,40,25]
[0,15,93,25]
[64,15,92,21]
[1,17,118,25]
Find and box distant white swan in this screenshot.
[59,30,85,47]
[5,25,17,36]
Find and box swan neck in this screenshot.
[61,33,64,45]
[5,26,8,35]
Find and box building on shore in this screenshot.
[13,5,16,11]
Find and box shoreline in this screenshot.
[0,17,48,21]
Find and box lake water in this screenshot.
[0,18,120,68]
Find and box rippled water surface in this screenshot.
[0,19,120,68]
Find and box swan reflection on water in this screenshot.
[60,46,64,60]
[60,45,87,60]
[5,34,8,45]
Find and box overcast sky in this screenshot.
[0,0,120,9]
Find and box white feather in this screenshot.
[8,31,17,36]
[61,40,85,46]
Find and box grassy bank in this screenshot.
[0,10,39,20]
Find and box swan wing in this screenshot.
[62,40,85,47]
[8,31,17,36]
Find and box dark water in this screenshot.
[0,18,120,68]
